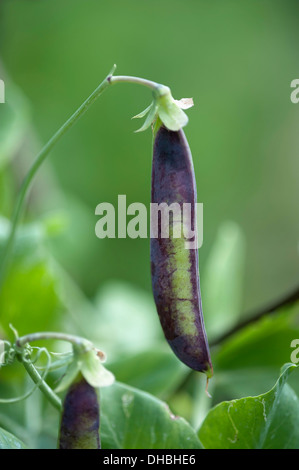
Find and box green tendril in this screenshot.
[0,348,51,404]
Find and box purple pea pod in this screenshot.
[58,375,101,449]
[150,125,213,377]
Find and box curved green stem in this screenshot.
[16,332,93,350]
[0,65,116,290]
[109,75,160,91]
[12,329,105,411]
[20,356,62,412]
[16,331,106,362]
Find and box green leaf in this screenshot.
[0,426,27,449]
[100,382,202,449]
[0,253,61,334]
[0,218,65,334]
[198,363,299,449]
[202,221,246,339]
[215,307,299,371]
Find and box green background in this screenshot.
[1,0,299,311]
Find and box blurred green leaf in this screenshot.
[91,281,162,359]
[100,382,202,449]
[202,221,246,339]
[0,218,63,334]
[108,349,188,398]
[0,256,62,334]
[215,304,299,369]
[198,363,299,449]
[0,217,44,260]
[0,426,27,449]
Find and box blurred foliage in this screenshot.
[0,217,63,335]
[1,0,299,310]
[202,221,246,340]
[0,0,299,449]
[211,303,299,401]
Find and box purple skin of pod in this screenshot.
[150,125,213,377]
[58,376,101,449]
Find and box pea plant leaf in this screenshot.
[0,216,75,334]
[100,382,202,449]
[0,246,62,334]
[198,363,299,449]
[215,306,299,371]
[211,303,299,399]
[0,426,27,449]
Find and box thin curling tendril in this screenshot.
[0,347,52,404]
